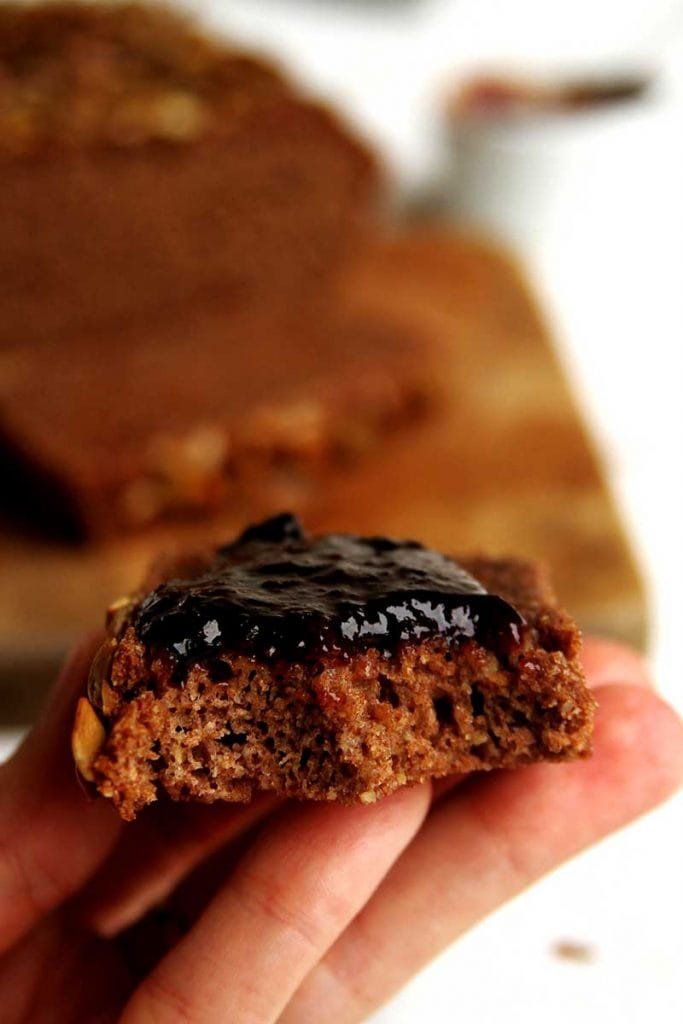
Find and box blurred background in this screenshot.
[186,0,683,705]
[1,1,682,1020]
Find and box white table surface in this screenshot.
[2,2,682,1020]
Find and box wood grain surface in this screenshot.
[0,230,645,720]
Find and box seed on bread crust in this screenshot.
[87,638,116,708]
[72,697,106,783]
[106,595,138,638]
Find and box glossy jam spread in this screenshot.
[134,513,524,665]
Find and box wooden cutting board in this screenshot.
[326,230,645,646]
[0,230,645,720]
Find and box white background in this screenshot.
[3,2,682,1021]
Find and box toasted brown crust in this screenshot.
[0,6,411,541]
[0,2,288,156]
[75,553,595,820]
[0,3,379,352]
[0,308,435,538]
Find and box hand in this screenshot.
[0,636,681,1024]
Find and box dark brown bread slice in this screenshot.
[72,516,595,820]
[0,305,435,538]
[0,2,378,346]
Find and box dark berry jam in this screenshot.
[134,514,524,666]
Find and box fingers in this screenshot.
[430,773,465,802]
[120,784,431,1024]
[0,910,129,1024]
[13,632,103,764]
[581,636,651,689]
[282,684,683,1023]
[79,795,280,938]
[0,636,122,953]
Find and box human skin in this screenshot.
[0,634,680,1023]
